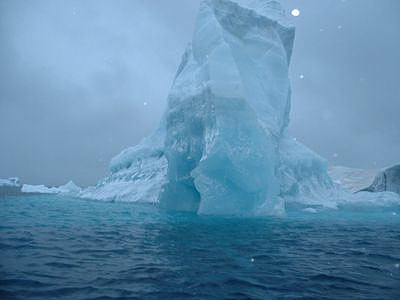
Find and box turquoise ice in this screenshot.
[81,0,399,215]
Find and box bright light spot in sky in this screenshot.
[299,74,305,79]
[143,102,148,106]
[337,25,343,30]
[251,258,255,262]
[291,9,300,17]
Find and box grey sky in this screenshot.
[0,0,399,186]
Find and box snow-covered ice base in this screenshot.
[80,128,167,203]
[81,0,400,215]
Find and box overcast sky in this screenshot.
[1,0,399,187]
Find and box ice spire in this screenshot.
[82,0,337,216]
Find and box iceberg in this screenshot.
[276,138,337,209]
[0,177,22,196]
[328,165,377,193]
[22,181,82,197]
[326,165,400,208]
[80,127,167,202]
[57,181,82,196]
[82,0,342,215]
[362,164,400,195]
[22,184,59,194]
[0,177,21,187]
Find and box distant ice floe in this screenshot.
[0,177,22,196]
[22,181,81,197]
[0,177,21,188]
[79,0,399,216]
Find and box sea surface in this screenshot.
[1,195,399,299]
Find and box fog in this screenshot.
[0,0,399,186]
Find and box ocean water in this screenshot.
[0,195,399,300]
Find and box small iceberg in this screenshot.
[0,177,22,196]
[22,181,81,197]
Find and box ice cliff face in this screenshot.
[82,0,337,215]
[362,165,400,195]
[328,166,377,193]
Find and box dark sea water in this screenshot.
[0,195,399,300]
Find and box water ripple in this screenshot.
[0,196,399,299]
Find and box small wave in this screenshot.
[309,274,387,289]
[45,262,80,269]
[0,279,53,288]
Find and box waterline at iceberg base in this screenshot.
[81,0,399,215]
